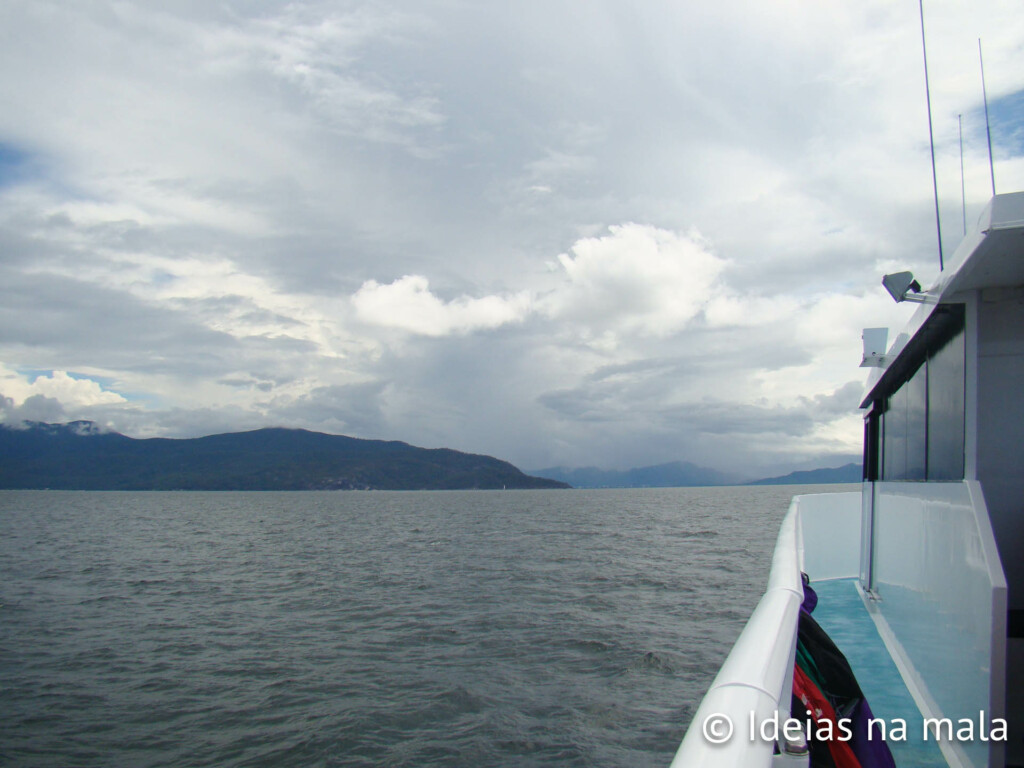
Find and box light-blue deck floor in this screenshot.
[810,578,948,767]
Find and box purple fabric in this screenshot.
[801,573,818,614]
[796,576,896,768]
[848,699,897,768]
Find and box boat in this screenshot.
[671,190,1024,767]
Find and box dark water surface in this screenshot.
[0,485,847,767]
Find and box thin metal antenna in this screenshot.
[919,0,944,271]
[979,38,996,196]
[959,114,966,235]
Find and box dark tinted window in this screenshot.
[875,308,965,482]
[926,327,965,479]
[883,382,908,479]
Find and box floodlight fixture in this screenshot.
[882,271,929,303]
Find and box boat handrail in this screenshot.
[670,500,805,767]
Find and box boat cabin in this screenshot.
[859,191,1024,768]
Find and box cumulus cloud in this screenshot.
[28,370,127,406]
[352,275,532,336]
[0,366,125,408]
[352,224,728,344]
[545,223,726,338]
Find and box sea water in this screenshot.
[0,485,851,767]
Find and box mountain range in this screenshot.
[746,463,862,486]
[530,461,861,488]
[0,420,861,491]
[0,421,568,491]
[530,461,743,488]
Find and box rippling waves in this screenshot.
[0,486,831,766]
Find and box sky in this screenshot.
[1,0,1023,477]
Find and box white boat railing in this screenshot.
[670,500,807,767]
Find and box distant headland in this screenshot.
[0,421,569,491]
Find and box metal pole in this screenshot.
[959,114,966,236]
[919,0,944,270]
[979,39,996,196]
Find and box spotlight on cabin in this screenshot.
[882,271,927,303]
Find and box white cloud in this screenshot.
[545,223,726,339]
[352,275,531,336]
[351,224,726,343]
[0,366,126,409]
[33,371,126,406]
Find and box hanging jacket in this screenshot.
[796,577,897,768]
